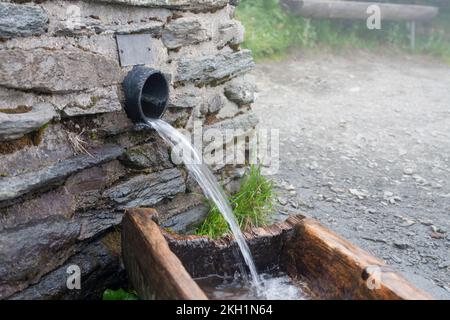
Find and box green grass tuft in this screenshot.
[103,288,138,300]
[236,0,450,62]
[196,165,275,239]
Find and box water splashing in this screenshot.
[146,119,261,288]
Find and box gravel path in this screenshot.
[251,50,450,299]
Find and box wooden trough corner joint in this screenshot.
[283,218,433,300]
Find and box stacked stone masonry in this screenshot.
[0,0,257,299]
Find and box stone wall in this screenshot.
[0,0,257,299]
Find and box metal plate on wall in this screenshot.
[116,34,154,67]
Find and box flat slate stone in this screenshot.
[207,94,225,114]
[0,49,121,93]
[0,144,124,203]
[207,111,259,132]
[42,1,169,37]
[168,88,203,109]
[0,103,56,141]
[52,87,122,118]
[120,141,173,171]
[224,77,257,105]
[0,216,80,299]
[176,50,255,85]
[216,20,245,49]
[204,112,259,163]
[9,240,125,300]
[0,161,126,232]
[104,168,186,209]
[0,3,48,39]
[162,16,210,49]
[93,0,228,10]
[78,210,124,241]
[161,204,210,233]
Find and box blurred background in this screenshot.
[236,0,450,299]
[236,0,450,62]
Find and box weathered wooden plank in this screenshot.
[122,208,207,300]
[122,208,431,300]
[281,217,432,300]
[281,0,439,21]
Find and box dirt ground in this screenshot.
[251,49,450,299]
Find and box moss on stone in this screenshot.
[30,122,49,146]
[0,122,49,155]
[101,228,122,258]
[0,105,32,114]
[87,96,101,109]
[0,135,33,155]
[89,130,99,141]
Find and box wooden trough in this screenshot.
[122,208,432,300]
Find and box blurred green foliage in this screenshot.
[236,0,450,62]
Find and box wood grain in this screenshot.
[122,208,207,300]
[281,218,432,300]
[122,208,431,300]
[163,215,303,278]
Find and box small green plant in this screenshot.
[196,165,275,239]
[103,288,138,300]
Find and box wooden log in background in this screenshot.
[281,0,439,21]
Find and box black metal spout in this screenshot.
[123,66,169,122]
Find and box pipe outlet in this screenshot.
[123,66,169,122]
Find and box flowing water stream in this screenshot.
[147,119,261,288]
[195,273,308,300]
[147,119,308,300]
